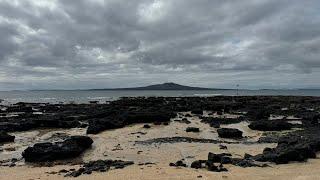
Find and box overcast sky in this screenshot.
[0,0,320,90]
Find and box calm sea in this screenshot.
[1,89,320,104]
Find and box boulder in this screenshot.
[217,128,243,138]
[22,136,93,162]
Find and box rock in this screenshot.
[186,127,200,132]
[210,121,220,128]
[231,158,265,168]
[0,131,15,143]
[254,135,320,164]
[247,108,271,121]
[126,111,174,124]
[217,128,243,138]
[206,161,228,172]
[22,136,93,162]
[143,124,151,129]
[87,111,174,134]
[0,117,81,132]
[244,153,253,159]
[208,153,232,163]
[248,121,292,131]
[190,160,206,169]
[87,117,125,134]
[73,160,132,176]
[169,160,187,167]
[181,118,191,124]
[201,117,242,126]
[206,161,218,171]
[221,156,232,164]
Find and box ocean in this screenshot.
[1,89,320,104]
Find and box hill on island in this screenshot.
[91,82,219,90]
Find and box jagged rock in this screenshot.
[22,136,93,162]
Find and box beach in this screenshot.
[1,96,320,179]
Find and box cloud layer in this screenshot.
[0,0,320,90]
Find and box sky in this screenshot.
[0,0,320,90]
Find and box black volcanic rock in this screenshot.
[217,128,243,138]
[87,110,174,134]
[169,160,187,167]
[87,118,125,134]
[248,121,292,131]
[208,152,232,163]
[186,127,200,132]
[22,136,93,162]
[254,132,320,164]
[0,131,15,143]
[65,160,134,177]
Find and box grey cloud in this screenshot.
[0,0,320,90]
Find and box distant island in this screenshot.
[90,82,224,91]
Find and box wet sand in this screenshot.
[0,111,319,179]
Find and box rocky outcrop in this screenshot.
[87,111,175,134]
[254,135,320,164]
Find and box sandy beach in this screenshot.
[1,96,320,179]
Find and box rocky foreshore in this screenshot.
[0,96,320,178]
